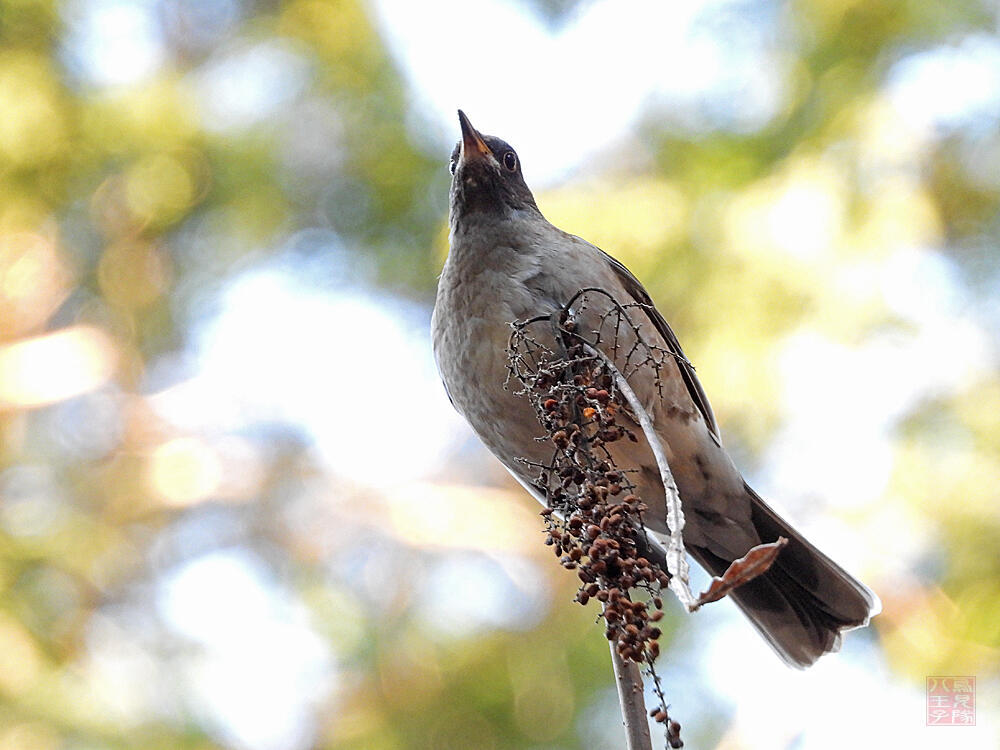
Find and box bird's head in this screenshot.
[449,110,539,226]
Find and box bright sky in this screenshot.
[372,0,784,182]
[60,1,1000,749]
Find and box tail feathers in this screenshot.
[691,484,879,668]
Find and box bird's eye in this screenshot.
[449,159,457,175]
[503,151,517,171]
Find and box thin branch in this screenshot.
[609,636,654,750]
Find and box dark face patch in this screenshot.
[449,134,539,219]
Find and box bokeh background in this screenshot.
[1,0,999,748]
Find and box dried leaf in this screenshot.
[691,537,788,610]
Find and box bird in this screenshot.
[431,110,879,668]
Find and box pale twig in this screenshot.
[572,337,698,611]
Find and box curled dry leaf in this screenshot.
[691,537,789,610]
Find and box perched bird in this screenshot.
[431,110,879,667]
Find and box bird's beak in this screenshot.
[458,110,492,163]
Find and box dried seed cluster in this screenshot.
[508,302,684,749]
[529,338,671,666]
[652,711,683,749]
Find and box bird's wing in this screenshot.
[599,249,721,444]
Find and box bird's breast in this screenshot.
[432,243,559,469]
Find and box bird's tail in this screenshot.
[687,484,880,668]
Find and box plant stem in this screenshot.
[609,639,653,750]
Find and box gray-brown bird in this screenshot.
[431,110,879,667]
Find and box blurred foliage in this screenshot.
[0,0,998,749]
